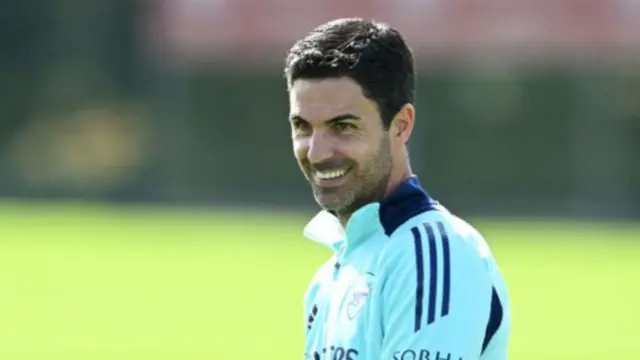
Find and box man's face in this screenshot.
[289,77,393,215]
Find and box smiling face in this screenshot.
[289,77,394,216]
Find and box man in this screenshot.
[285,18,511,360]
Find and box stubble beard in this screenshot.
[313,138,393,218]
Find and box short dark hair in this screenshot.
[284,18,416,129]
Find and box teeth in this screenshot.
[316,168,348,180]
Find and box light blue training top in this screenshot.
[302,176,511,360]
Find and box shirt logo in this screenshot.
[345,273,372,320]
[346,290,369,320]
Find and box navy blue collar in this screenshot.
[303,175,440,252]
[378,176,439,235]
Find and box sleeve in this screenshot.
[379,222,494,360]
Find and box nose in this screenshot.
[306,131,333,164]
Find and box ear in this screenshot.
[390,103,415,145]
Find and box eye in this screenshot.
[292,119,311,135]
[333,122,356,133]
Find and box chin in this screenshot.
[315,196,346,212]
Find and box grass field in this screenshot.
[1,202,639,360]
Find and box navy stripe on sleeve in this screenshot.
[482,287,504,354]
[424,223,438,325]
[410,226,424,333]
[437,221,451,317]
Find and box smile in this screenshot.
[314,167,352,181]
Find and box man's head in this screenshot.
[285,18,416,218]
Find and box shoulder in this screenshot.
[377,209,492,275]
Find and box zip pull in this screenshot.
[333,244,344,280]
[332,261,341,280]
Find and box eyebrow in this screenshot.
[289,113,361,124]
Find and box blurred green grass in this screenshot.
[0,202,639,359]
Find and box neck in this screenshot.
[387,162,413,198]
[338,214,350,228]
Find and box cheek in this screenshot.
[358,141,389,169]
[338,140,371,164]
[292,138,308,159]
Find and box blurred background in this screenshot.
[1,0,639,359]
